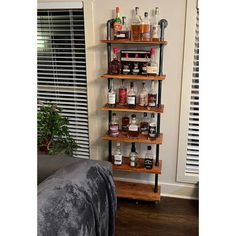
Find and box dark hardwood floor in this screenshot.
[115,197,198,236]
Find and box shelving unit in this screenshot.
[100,19,168,202]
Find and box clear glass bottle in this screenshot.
[121,114,129,136]
[141,53,149,75]
[118,79,127,105]
[148,113,157,140]
[151,7,160,41]
[139,82,148,106]
[128,114,139,138]
[148,80,157,107]
[127,82,136,108]
[122,53,131,75]
[144,145,153,169]
[140,12,151,41]
[109,47,121,74]
[131,7,142,41]
[132,53,140,75]
[109,113,119,137]
[114,142,122,166]
[130,142,137,167]
[107,79,116,107]
[140,112,149,135]
[113,7,122,40]
[116,16,130,40]
[146,48,158,76]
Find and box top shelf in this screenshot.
[101,40,167,45]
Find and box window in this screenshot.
[37,2,90,159]
[177,0,199,183]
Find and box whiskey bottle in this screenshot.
[146,48,158,76]
[116,16,130,40]
[113,7,122,40]
[128,114,139,138]
[141,53,149,75]
[151,7,160,41]
[148,113,157,140]
[121,114,129,136]
[140,12,151,41]
[140,112,149,135]
[132,53,140,75]
[118,79,127,105]
[148,80,157,107]
[107,79,116,107]
[138,82,148,107]
[144,145,153,169]
[131,7,142,41]
[129,142,137,167]
[122,53,131,75]
[127,82,136,108]
[109,47,121,74]
[114,142,122,166]
[109,113,119,137]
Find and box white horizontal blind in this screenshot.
[37,7,90,159]
[185,8,199,175]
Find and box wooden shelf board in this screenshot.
[100,104,164,113]
[115,180,161,202]
[113,157,162,174]
[102,133,163,144]
[101,39,167,45]
[100,74,166,81]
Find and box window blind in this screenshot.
[185,8,199,175]
[37,7,90,159]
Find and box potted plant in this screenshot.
[37,103,78,156]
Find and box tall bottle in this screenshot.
[140,112,149,135]
[129,142,138,167]
[113,7,122,40]
[128,114,139,138]
[148,113,157,140]
[148,80,157,107]
[127,82,136,108]
[144,145,153,169]
[131,7,142,40]
[140,12,151,41]
[146,48,158,75]
[107,79,116,107]
[151,7,160,41]
[114,142,122,166]
[132,53,140,75]
[109,47,121,74]
[116,16,130,40]
[122,53,131,75]
[109,113,119,137]
[118,79,127,105]
[139,82,148,106]
[121,114,129,136]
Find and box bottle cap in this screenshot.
[113,113,116,116]
[116,7,120,13]
[113,48,118,54]
[144,12,148,17]
[144,112,147,117]
[125,53,129,58]
[131,114,136,118]
[147,145,151,150]
[150,48,155,55]
[151,113,155,118]
[131,142,136,152]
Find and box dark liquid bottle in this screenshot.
[140,112,149,135]
[148,80,157,107]
[128,114,139,138]
[127,82,136,108]
[109,47,121,74]
[121,114,129,136]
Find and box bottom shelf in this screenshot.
[115,180,161,202]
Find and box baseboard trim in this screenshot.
[114,177,198,200]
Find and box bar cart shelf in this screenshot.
[100,19,168,202]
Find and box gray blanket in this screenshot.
[38,159,116,236]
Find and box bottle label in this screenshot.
[144,158,153,169]
[147,66,158,74]
[108,93,116,104]
[129,124,138,132]
[152,25,158,39]
[127,96,136,105]
[119,88,127,104]
[139,94,147,106]
[114,22,122,34]
[122,68,130,74]
[109,124,119,136]
[148,95,157,107]
[114,154,122,165]
[149,125,156,138]
[130,153,136,167]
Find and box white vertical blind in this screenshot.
[37,7,90,159]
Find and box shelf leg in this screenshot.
[154,174,158,193]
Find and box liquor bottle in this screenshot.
[140,112,149,135]
[148,80,157,107]
[114,142,122,166]
[122,53,131,75]
[139,82,148,106]
[118,79,127,105]
[121,114,129,136]
[128,114,139,138]
[107,79,116,107]
[129,142,137,167]
[141,53,149,75]
[151,7,160,41]
[113,7,122,40]
[131,7,142,41]
[132,53,140,75]
[127,82,136,108]
[140,12,151,41]
[116,16,130,40]
[146,48,158,76]
[144,145,153,169]
[148,113,157,140]
[109,47,121,74]
[109,113,119,137]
